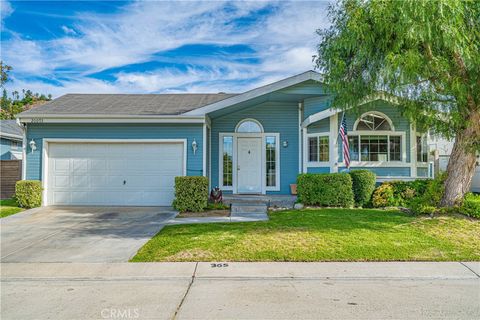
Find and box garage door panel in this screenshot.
[47,142,184,206]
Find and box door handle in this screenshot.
[237,165,240,171]
[123,180,126,185]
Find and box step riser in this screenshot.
[231,206,267,214]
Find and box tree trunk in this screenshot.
[440,131,477,207]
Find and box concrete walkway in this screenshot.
[2,262,479,319]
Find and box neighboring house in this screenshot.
[17,71,433,206]
[0,120,23,160]
[429,136,480,193]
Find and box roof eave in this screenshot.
[183,71,324,116]
[17,114,207,124]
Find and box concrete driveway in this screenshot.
[0,206,176,263]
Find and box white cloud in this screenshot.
[61,25,77,35]
[1,0,13,20]
[2,1,331,96]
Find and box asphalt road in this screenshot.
[1,262,479,319]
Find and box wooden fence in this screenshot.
[1,160,22,199]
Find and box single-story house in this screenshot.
[17,71,433,206]
[1,120,23,160]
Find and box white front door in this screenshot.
[237,137,262,193]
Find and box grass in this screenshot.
[131,208,480,262]
[0,198,24,218]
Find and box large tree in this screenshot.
[315,0,479,207]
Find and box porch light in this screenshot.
[283,140,289,148]
[29,139,36,152]
[192,139,198,155]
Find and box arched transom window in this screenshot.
[235,119,263,133]
[354,112,394,131]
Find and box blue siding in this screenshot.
[25,123,204,181]
[303,96,332,119]
[307,118,329,133]
[210,101,299,195]
[307,167,331,174]
[340,167,411,177]
[338,100,412,163]
[1,138,12,160]
[279,80,326,96]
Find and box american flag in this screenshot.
[339,114,350,168]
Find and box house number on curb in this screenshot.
[211,263,229,268]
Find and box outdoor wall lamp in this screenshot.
[29,139,36,152]
[192,139,198,155]
[283,140,289,148]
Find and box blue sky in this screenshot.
[1,0,330,97]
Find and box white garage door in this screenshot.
[47,142,184,206]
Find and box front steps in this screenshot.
[223,195,296,208]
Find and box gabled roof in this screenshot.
[185,71,324,116]
[18,93,237,117]
[0,120,23,140]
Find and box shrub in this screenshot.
[372,183,395,207]
[15,180,42,209]
[297,173,354,207]
[349,170,376,207]
[408,173,447,215]
[172,176,209,212]
[459,193,480,218]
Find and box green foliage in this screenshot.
[297,173,354,207]
[349,170,376,207]
[372,179,432,208]
[14,180,42,209]
[459,193,480,218]
[372,183,395,208]
[409,173,446,215]
[172,176,209,212]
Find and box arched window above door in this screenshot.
[235,119,264,133]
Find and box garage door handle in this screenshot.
[123,180,126,185]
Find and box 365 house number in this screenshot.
[211,263,229,268]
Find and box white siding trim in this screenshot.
[298,102,302,174]
[202,123,207,177]
[410,124,417,177]
[21,124,27,180]
[41,138,187,206]
[330,113,338,172]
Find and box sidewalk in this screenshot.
[2,262,479,319]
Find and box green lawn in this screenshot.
[0,198,24,218]
[132,208,480,262]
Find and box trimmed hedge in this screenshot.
[349,170,376,207]
[297,173,354,207]
[459,193,480,218]
[372,179,432,208]
[172,176,209,212]
[15,180,42,209]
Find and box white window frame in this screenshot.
[346,130,407,166]
[353,111,395,131]
[219,132,280,193]
[416,133,429,164]
[235,118,264,133]
[305,132,330,167]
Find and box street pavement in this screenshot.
[1,262,479,319]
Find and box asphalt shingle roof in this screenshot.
[18,93,238,116]
[0,120,22,137]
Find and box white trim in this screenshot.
[235,118,264,133]
[337,161,411,168]
[202,123,207,177]
[305,132,330,167]
[0,132,23,140]
[301,108,338,128]
[302,127,308,173]
[21,124,27,180]
[208,127,212,189]
[185,71,324,116]
[353,111,395,131]
[410,124,417,177]
[298,102,302,174]
[376,176,429,182]
[17,115,207,124]
[330,113,338,172]
[41,138,187,206]
[219,132,280,193]
[348,130,407,163]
